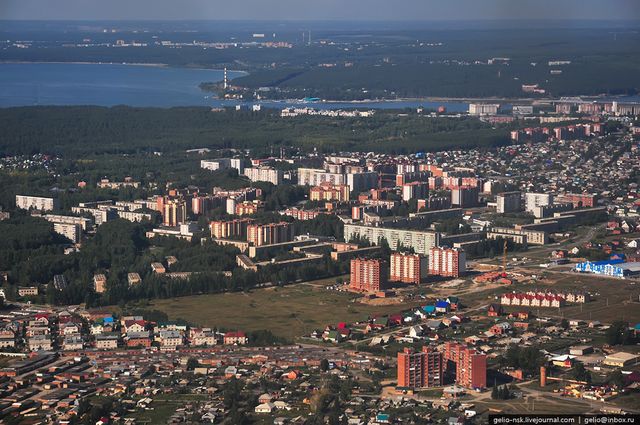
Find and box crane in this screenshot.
[502,239,508,276]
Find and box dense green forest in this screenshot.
[0,212,349,307]
[0,106,511,157]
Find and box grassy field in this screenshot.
[148,278,423,339]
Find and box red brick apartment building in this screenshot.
[350,258,388,293]
[210,218,254,239]
[444,342,487,389]
[397,347,443,388]
[390,252,428,284]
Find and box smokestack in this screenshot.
[540,366,546,387]
[223,67,228,90]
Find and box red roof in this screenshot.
[225,331,246,338]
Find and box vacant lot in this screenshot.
[149,278,423,339]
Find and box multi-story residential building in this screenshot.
[402,182,429,202]
[247,222,294,246]
[298,168,346,187]
[43,214,92,231]
[243,167,284,185]
[556,193,598,208]
[346,171,378,193]
[532,202,573,219]
[93,274,107,294]
[444,342,487,389]
[390,252,428,284]
[490,227,548,245]
[468,103,499,116]
[496,191,522,213]
[15,195,59,211]
[210,218,254,239]
[18,287,39,297]
[53,222,82,244]
[235,201,263,216]
[310,183,350,202]
[201,158,245,174]
[525,192,554,213]
[350,258,388,293]
[428,247,466,278]
[224,331,248,345]
[344,224,440,256]
[451,187,479,208]
[162,198,187,227]
[397,347,443,388]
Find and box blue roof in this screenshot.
[423,305,436,313]
[103,317,114,323]
[436,300,450,308]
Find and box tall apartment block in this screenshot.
[524,192,553,213]
[402,182,429,202]
[390,252,428,284]
[243,167,284,186]
[397,347,443,389]
[246,222,294,246]
[451,187,479,208]
[210,218,254,239]
[428,247,466,278]
[350,258,388,293]
[162,198,187,227]
[443,342,487,390]
[496,191,522,213]
[15,195,59,212]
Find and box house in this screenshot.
[124,320,146,334]
[63,336,84,351]
[490,322,511,335]
[258,393,273,404]
[408,325,424,338]
[95,333,119,349]
[224,331,248,345]
[126,331,152,348]
[254,402,275,413]
[446,296,460,310]
[487,304,503,317]
[28,335,52,351]
[157,330,183,348]
[435,300,450,313]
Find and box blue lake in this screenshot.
[0,62,243,107]
[0,62,470,111]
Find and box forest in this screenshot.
[0,106,512,157]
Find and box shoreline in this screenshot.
[0,60,248,75]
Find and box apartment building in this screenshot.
[496,191,522,214]
[247,222,294,246]
[350,258,388,293]
[397,347,443,389]
[243,167,284,185]
[390,252,428,284]
[444,342,487,389]
[16,195,59,211]
[428,247,466,278]
[210,218,254,239]
[344,224,440,256]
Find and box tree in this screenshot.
[606,321,631,346]
[186,357,199,371]
[320,358,330,372]
[572,363,591,384]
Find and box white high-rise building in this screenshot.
[525,192,553,213]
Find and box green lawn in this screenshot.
[148,279,422,339]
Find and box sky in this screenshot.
[1,0,640,21]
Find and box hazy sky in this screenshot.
[2,0,640,21]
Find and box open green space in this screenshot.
[147,277,422,339]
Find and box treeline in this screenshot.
[0,106,511,157]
